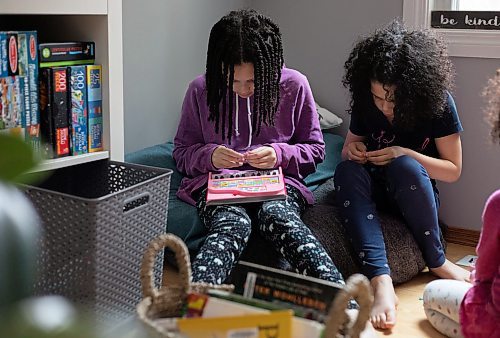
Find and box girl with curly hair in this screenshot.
[423,70,500,338]
[334,21,470,329]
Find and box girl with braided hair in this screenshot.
[423,69,500,338]
[173,9,349,294]
[334,21,470,330]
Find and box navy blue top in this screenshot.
[349,92,463,159]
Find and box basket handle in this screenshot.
[323,273,373,338]
[140,234,191,299]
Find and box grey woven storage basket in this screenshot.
[24,160,172,326]
[137,234,373,338]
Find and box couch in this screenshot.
[126,133,429,284]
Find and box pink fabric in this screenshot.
[459,189,500,337]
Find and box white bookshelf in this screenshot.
[0,0,124,172]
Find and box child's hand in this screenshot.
[212,146,245,169]
[347,142,368,164]
[366,146,405,165]
[244,146,277,169]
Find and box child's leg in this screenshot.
[423,279,472,338]
[334,160,391,278]
[385,156,444,267]
[385,156,469,281]
[334,160,397,329]
[257,185,345,283]
[192,190,252,284]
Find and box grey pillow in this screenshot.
[316,102,343,129]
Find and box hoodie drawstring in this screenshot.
[246,97,253,148]
[234,94,253,149]
[234,93,240,137]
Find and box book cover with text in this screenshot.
[69,65,88,155]
[229,261,343,323]
[17,31,40,151]
[177,309,293,338]
[87,64,103,152]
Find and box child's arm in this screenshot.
[366,133,462,182]
[475,190,500,281]
[173,82,218,177]
[268,77,325,179]
[492,264,500,315]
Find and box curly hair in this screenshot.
[205,9,284,143]
[343,20,454,131]
[483,69,500,144]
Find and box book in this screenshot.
[176,309,293,338]
[228,261,344,323]
[202,296,325,337]
[86,64,103,152]
[39,42,95,68]
[206,167,287,206]
[154,296,323,338]
[69,65,88,155]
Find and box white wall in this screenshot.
[250,0,499,231]
[250,0,402,137]
[438,58,500,230]
[123,0,499,230]
[123,0,247,153]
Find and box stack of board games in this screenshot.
[38,41,102,158]
[0,31,40,151]
[206,167,287,206]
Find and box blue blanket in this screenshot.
[125,133,344,254]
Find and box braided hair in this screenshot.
[206,9,284,143]
[343,20,454,131]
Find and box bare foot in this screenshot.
[370,274,398,330]
[430,259,471,282]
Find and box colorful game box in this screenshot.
[17,31,40,150]
[69,65,88,155]
[39,67,70,158]
[206,167,287,206]
[87,64,103,152]
[39,41,95,68]
[0,32,8,77]
[0,76,26,136]
[0,32,19,77]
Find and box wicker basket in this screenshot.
[137,234,373,338]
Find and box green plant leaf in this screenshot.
[0,134,39,184]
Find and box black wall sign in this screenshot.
[431,11,500,30]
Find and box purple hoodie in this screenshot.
[173,67,325,206]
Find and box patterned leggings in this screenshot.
[423,279,472,338]
[334,156,445,279]
[192,184,346,287]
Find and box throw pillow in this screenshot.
[316,102,343,130]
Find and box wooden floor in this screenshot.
[374,243,475,338]
[160,243,475,337]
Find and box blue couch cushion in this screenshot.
[125,143,205,254]
[125,133,344,256]
[304,133,343,190]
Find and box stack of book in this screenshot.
[38,41,102,158]
[155,261,345,338]
[0,31,40,152]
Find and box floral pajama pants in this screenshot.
[423,279,472,338]
[191,184,346,288]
